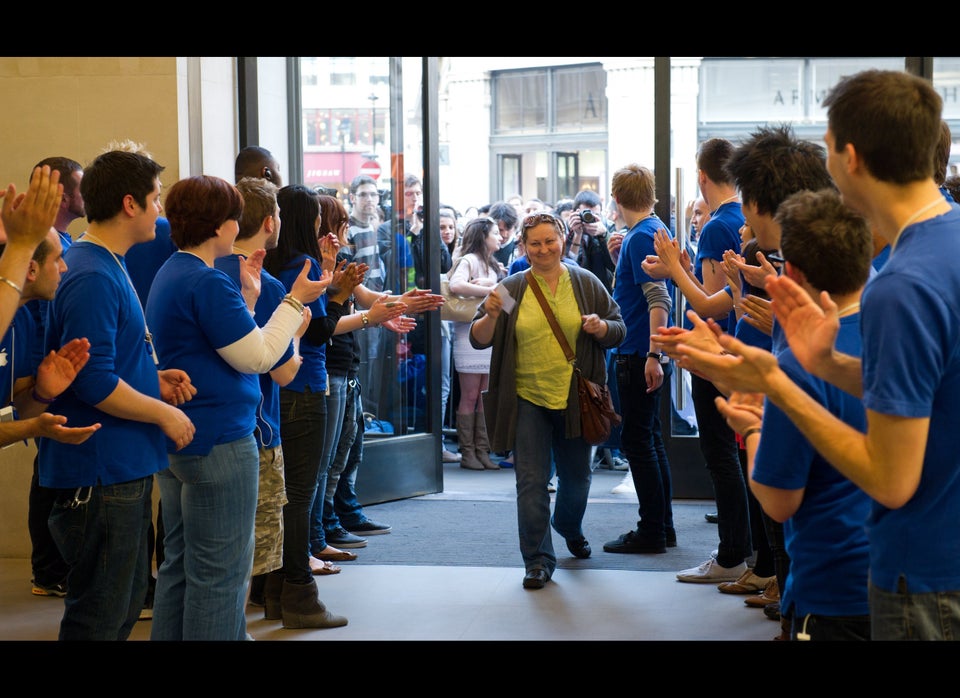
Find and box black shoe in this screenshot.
[764,601,781,621]
[522,568,549,590]
[31,578,67,597]
[602,530,667,554]
[705,512,719,524]
[566,537,592,559]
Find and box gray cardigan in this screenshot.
[470,266,626,452]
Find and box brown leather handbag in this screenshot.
[524,271,621,445]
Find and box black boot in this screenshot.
[280,578,348,629]
[264,571,284,621]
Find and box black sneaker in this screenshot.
[327,526,368,549]
[31,579,67,597]
[602,530,667,555]
[346,519,392,536]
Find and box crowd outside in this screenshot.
[470,209,624,589]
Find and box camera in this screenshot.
[578,209,598,224]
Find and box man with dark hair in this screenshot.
[41,150,196,640]
[488,200,520,270]
[234,145,283,187]
[566,188,616,293]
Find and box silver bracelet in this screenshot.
[0,276,23,295]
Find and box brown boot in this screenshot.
[473,411,499,469]
[263,571,283,620]
[280,578,348,629]
[456,413,484,470]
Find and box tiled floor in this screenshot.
[0,454,781,642]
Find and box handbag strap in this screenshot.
[525,270,576,365]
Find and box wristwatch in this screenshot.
[646,351,664,362]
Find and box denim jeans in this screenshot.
[323,376,362,533]
[151,434,258,641]
[691,373,752,567]
[332,383,367,530]
[48,475,153,640]
[310,374,347,555]
[312,373,348,541]
[514,397,593,577]
[616,354,674,542]
[279,387,327,582]
[869,579,960,640]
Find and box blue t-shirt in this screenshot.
[752,313,870,618]
[859,205,960,594]
[0,307,37,406]
[273,253,329,393]
[39,240,167,487]
[146,251,261,456]
[215,253,294,450]
[689,202,743,332]
[126,216,177,307]
[613,214,672,355]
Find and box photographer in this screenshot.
[566,189,616,293]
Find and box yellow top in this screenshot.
[515,269,579,410]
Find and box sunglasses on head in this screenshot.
[521,212,563,229]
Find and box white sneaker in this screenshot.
[611,472,635,494]
[442,448,462,463]
[676,558,747,584]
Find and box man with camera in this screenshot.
[567,189,616,294]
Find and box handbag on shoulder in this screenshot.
[524,271,621,445]
[440,256,484,322]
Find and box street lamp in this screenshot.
[369,93,378,146]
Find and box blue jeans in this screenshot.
[279,387,327,581]
[317,372,349,534]
[332,382,368,529]
[616,354,674,542]
[48,475,153,640]
[691,373,752,568]
[151,435,259,641]
[514,397,593,577]
[308,379,341,553]
[869,578,960,640]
